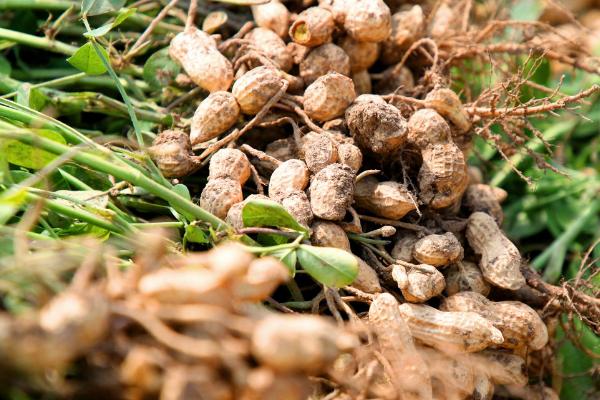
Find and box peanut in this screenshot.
[336,142,363,172]
[353,258,382,293]
[200,178,243,219]
[148,129,197,178]
[303,72,356,122]
[226,194,270,230]
[245,27,293,72]
[251,0,290,38]
[265,137,298,162]
[251,314,358,373]
[300,131,338,173]
[444,260,491,297]
[241,368,311,400]
[268,159,310,202]
[281,190,314,227]
[345,95,408,155]
[380,6,424,64]
[354,176,416,219]
[466,211,525,290]
[351,69,372,95]
[289,7,335,47]
[472,374,494,400]
[424,88,471,133]
[339,36,380,72]
[419,346,475,399]
[169,27,233,92]
[309,163,355,221]
[232,257,290,302]
[441,291,548,351]
[463,183,506,224]
[407,108,451,150]
[375,64,414,95]
[299,43,351,85]
[343,0,392,43]
[310,220,350,250]
[232,66,285,115]
[190,91,240,145]
[469,350,527,387]
[392,263,445,303]
[397,303,504,353]
[208,148,251,185]
[418,142,469,209]
[412,232,463,267]
[391,232,419,262]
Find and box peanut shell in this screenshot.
[392,263,445,303]
[351,69,372,95]
[148,129,197,178]
[336,142,363,172]
[391,232,419,262]
[339,36,380,72]
[310,220,350,250]
[303,72,356,122]
[444,260,491,297]
[251,0,290,38]
[232,66,285,115]
[268,159,310,202]
[424,88,471,133]
[245,28,293,72]
[413,232,463,267]
[299,43,351,85]
[380,6,424,64]
[208,148,251,185]
[463,183,505,224]
[354,176,415,219]
[343,0,392,43]
[226,194,270,230]
[407,108,451,149]
[309,163,355,221]
[281,190,314,227]
[301,131,339,173]
[199,178,243,220]
[289,7,335,47]
[191,91,240,145]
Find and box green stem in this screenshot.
[131,221,184,228]
[1,72,86,98]
[0,28,78,55]
[0,130,229,230]
[0,0,76,10]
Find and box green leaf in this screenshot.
[184,224,209,244]
[0,129,66,170]
[242,198,308,234]
[82,0,126,16]
[510,0,543,21]
[297,244,358,287]
[143,48,181,90]
[16,85,48,111]
[67,42,109,75]
[0,54,11,76]
[84,8,136,38]
[270,248,297,276]
[0,188,27,225]
[173,183,191,201]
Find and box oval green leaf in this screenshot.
[82,0,126,16]
[270,248,297,276]
[1,129,66,170]
[143,48,181,90]
[67,42,109,75]
[242,198,308,234]
[297,244,358,287]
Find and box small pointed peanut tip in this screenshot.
[490,327,504,345]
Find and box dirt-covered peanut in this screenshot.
[208,148,251,185]
[407,108,451,149]
[463,183,505,224]
[339,36,380,72]
[148,129,197,178]
[336,143,362,172]
[232,66,285,115]
[268,159,310,202]
[391,232,419,262]
[241,368,311,400]
[424,88,471,133]
[392,263,445,303]
[343,0,392,43]
[226,194,270,230]
[303,73,356,122]
[354,176,416,219]
[251,314,358,373]
[310,220,350,250]
[345,96,408,155]
[380,6,424,64]
[289,7,334,47]
[412,232,463,267]
[444,261,491,297]
[351,70,372,95]
[281,190,314,227]
[441,291,548,351]
[251,0,290,38]
[300,131,338,173]
[466,212,525,290]
[169,27,233,92]
[418,142,469,209]
[420,347,475,399]
[309,163,355,221]
[375,64,414,95]
[265,137,298,162]
[199,178,243,219]
[469,350,527,387]
[397,303,504,354]
[190,91,240,145]
[353,258,382,293]
[299,43,351,85]
[368,293,433,400]
[245,28,293,72]
[428,2,459,39]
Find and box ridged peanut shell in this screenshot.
[397,303,504,354]
[353,258,382,293]
[336,143,363,172]
[351,70,372,95]
[343,0,392,43]
[345,97,408,155]
[391,232,419,262]
[148,130,197,178]
[463,183,505,224]
[413,232,463,267]
[199,178,243,220]
[309,163,355,221]
[289,7,334,47]
[392,264,445,303]
[380,6,424,64]
[466,212,525,290]
[304,72,356,122]
[339,36,380,72]
[354,176,415,219]
[232,66,285,115]
[310,221,350,251]
[469,350,527,386]
[299,43,351,85]
[191,91,240,144]
[444,261,491,296]
[407,108,451,149]
[251,0,290,38]
[441,291,548,350]
[424,88,471,133]
[268,159,310,202]
[301,131,339,173]
[169,28,233,92]
[245,27,293,72]
[208,148,251,185]
[281,190,314,227]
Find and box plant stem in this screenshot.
[0,0,76,11]
[0,28,78,55]
[1,72,86,98]
[131,221,184,228]
[0,130,229,230]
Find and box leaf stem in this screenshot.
[0,27,78,55]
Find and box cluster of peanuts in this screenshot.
[143,1,561,399]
